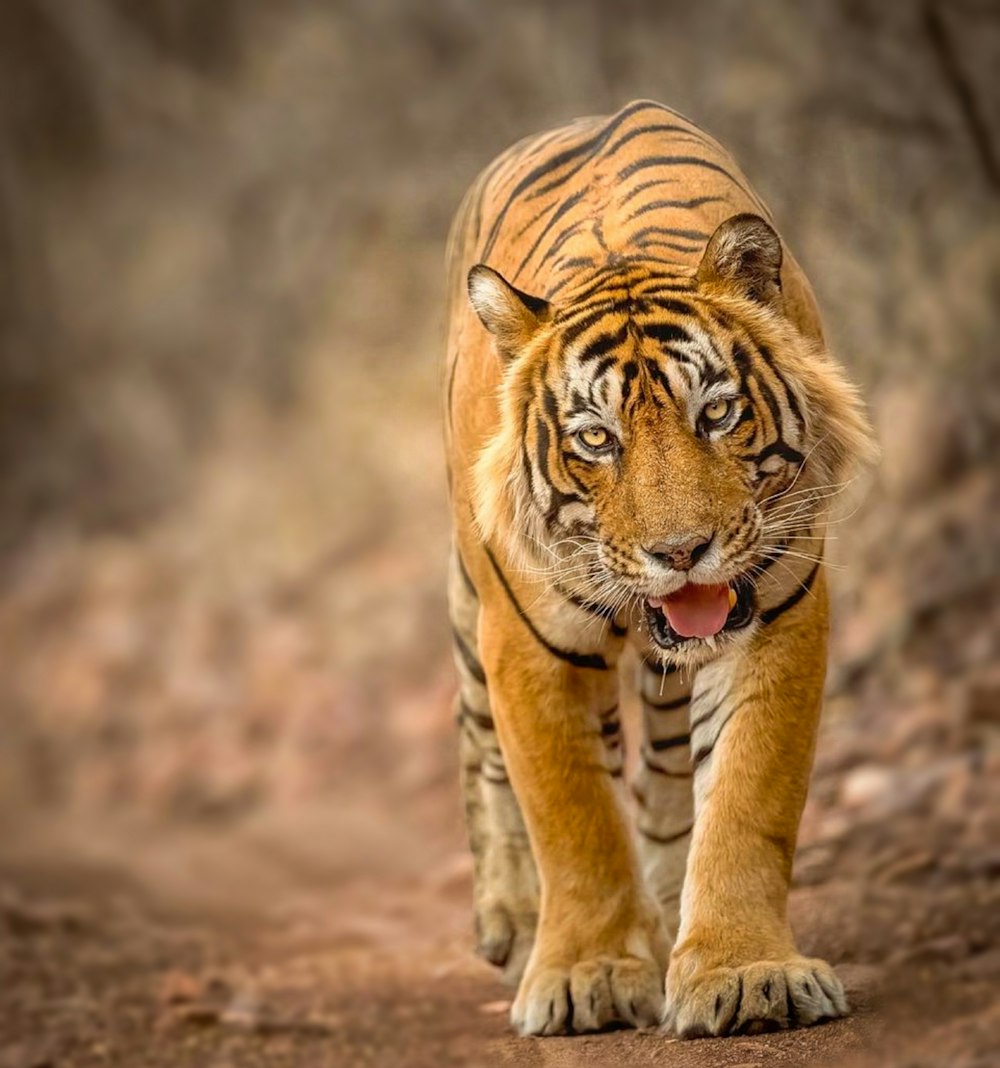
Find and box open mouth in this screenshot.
[645,575,756,651]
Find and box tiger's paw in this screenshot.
[475,899,536,986]
[665,955,849,1038]
[512,955,665,1035]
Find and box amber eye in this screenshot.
[702,398,733,425]
[578,426,612,451]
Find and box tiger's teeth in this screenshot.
[727,588,737,609]
[705,635,718,651]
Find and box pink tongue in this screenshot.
[661,584,731,638]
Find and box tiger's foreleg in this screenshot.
[664,572,849,1037]
[479,598,668,1036]
[449,551,538,983]
[633,660,694,945]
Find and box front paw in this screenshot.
[665,954,849,1038]
[511,907,668,1036]
[512,955,665,1035]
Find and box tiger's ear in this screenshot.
[468,265,551,357]
[696,214,783,308]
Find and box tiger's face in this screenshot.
[470,215,868,665]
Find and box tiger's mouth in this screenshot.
[644,574,756,650]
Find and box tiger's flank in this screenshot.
[443,99,875,1039]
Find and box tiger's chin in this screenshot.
[643,573,757,668]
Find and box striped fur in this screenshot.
[444,101,873,1038]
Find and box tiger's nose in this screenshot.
[644,533,713,571]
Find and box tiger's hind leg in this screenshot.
[450,549,538,985]
[633,659,694,946]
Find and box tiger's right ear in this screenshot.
[468,265,551,357]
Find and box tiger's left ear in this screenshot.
[696,213,783,309]
[468,264,551,358]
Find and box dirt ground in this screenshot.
[1,571,998,1068]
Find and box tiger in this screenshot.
[443,99,875,1038]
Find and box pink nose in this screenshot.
[644,533,713,571]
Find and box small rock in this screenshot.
[159,969,204,1005]
[220,991,261,1031]
[840,764,894,809]
[478,999,511,1014]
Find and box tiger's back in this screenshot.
[446,100,823,384]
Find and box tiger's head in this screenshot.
[468,214,874,667]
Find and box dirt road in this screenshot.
[1,695,997,1068]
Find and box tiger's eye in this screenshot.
[579,426,611,450]
[702,398,732,424]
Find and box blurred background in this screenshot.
[0,1,997,1065]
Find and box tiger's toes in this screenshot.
[475,901,536,986]
[666,957,849,1038]
[512,956,664,1036]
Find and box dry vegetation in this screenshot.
[0,2,998,1065]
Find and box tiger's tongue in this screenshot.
[657,583,731,638]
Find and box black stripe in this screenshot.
[689,703,720,733]
[733,403,755,430]
[731,341,752,386]
[642,749,693,778]
[558,586,628,637]
[459,699,494,731]
[559,306,616,349]
[446,351,460,435]
[692,742,715,770]
[691,701,744,771]
[755,440,806,467]
[539,220,586,267]
[618,154,745,188]
[626,195,725,221]
[754,538,788,575]
[642,357,673,404]
[620,178,677,205]
[758,342,805,431]
[483,544,610,670]
[452,628,487,685]
[513,190,586,280]
[602,122,714,158]
[643,694,689,711]
[511,198,559,242]
[759,562,820,624]
[649,734,691,751]
[578,324,630,362]
[643,658,678,676]
[529,102,671,200]
[748,364,783,434]
[630,225,709,244]
[643,322,692,346]
[554,255,595,271]
[456,551,477,598]
[481,101,666,259]
[556,271,630,311]
[639,240,703,255]
[638,823,693,846]
[591,354,618,381]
